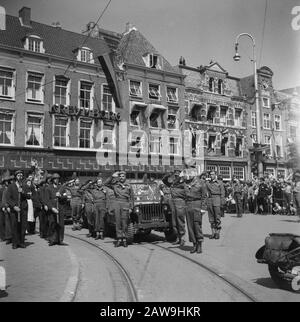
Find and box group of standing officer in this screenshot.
[161,165,225,254]
[68,171,133,247]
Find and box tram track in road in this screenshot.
[65,233,139,302]
[142,241,258,302]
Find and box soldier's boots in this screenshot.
[123,238,128,247]
[172,237,180,245]
[209,228,216,239]
[196,241,202,253]
[190,243,197,253]
[214,231,220,239]
[95,232,104,240]
[95,233,101,240]
[115,239,122,247]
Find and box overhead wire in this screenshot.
[12,0,113,100]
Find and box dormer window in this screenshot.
[24,35,45,53]
[143,53,162,69]
[77,47,94,63]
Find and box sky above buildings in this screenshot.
[1,0,299,90]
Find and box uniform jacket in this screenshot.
[206,179,225,206]
[184,177,207,209]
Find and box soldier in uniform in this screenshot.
[206,170,225,239]
[6,170,27,249]
[232,176,243,217]
[69,176,83,231]
[81,180,96,238]
[91,174,109,240]
[107,171,133,247]
[39,174,51,239]
[162,167,186,246]
[184,166,207,254]
[44,173,66,246]
[0,178,5,241]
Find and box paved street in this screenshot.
[0,213,299,302]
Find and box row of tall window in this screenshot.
[188,103,244,127]
[251,111,282,130]
[0,67,114,111]
[129,80,178,103]
[0,110,182,155]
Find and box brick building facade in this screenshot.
[0,7,122,178]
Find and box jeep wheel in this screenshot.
[127,222,135,245]
[164,228,177,242]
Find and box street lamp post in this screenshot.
[233,33,263,177]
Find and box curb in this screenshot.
[59,246,80,302]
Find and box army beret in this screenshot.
[118,171,126,175]
[51,173,60,179]
[14,170,23,177]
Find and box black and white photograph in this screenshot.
[0,0,299,307]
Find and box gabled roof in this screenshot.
[116,28,177,73]
[205,61,228,74]
[0,14,111,64]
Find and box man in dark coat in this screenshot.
[6,170,27,249]
[44,173,66,246]
[1,175,13,244]
[206,170,225,239]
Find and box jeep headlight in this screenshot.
[133,206,140,214]
[163,205,169,212]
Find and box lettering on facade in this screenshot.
[49,104,121,122]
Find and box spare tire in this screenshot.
[268,264,300,293]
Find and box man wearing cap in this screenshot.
[232,176,243,217]
[206,170,225,239]
[1,174,13,244]
[184,166,207,254]
[39,174,52,238]
[107,171,133,247]
[44,173,65,246]
[6,170,27,249]
[69,176,83,231]
[162,167,186,246]
[81,180,96,238]
[91,174,109,240]
[0,179,5,241]
[293,171,300,222]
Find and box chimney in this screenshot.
[19,7,31,27]
[0,6,5,30]
[124,22,137,34]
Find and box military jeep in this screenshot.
[105,181,176,244]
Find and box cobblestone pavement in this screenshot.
[0,233,72,302]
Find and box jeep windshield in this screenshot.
[131,183,161,203]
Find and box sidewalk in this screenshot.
[0,232,76,302]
